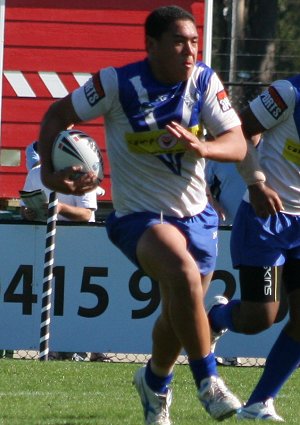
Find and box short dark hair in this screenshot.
[145,5,196,40]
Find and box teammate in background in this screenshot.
[208,76,300,421]
[205,161,246,226]
[37,6,246,423]
[205,134,263,226]
[21,141,109,362]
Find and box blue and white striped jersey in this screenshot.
[247,77,300,214]
[72,59,241,217]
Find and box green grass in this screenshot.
[0,360,299,424]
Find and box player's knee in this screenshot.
[241,318,273,334]
[237,305,277,334]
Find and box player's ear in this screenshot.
[145,35,156,54]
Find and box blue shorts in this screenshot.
[231,200,300,268]
[106,204,218,275]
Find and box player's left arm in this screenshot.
[239,104,284,217]
[166,122,246,161]
[240,107,266,139]
[173,71,247,162]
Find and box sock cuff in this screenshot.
[189,352,218,387]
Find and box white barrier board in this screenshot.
[0,222,287,357]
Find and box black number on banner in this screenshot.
[4,265,37,314]
[78,267,109,317]
[53,266,65,316]
[212,270,236,299]
[129,270,161,319]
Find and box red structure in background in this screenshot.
[0,0,205,200]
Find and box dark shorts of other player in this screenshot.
[106,204,218,276]
[231,200,300,302]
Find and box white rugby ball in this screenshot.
[52,129,104,181]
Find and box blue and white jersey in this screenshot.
[72,59,241,217]
[247,77,300,214]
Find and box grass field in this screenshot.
[0,359,299,425]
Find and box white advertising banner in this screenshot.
[0,222,287,357]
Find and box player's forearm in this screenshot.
[205,127,247,162]
[166,122,246,162]
[58,203,92,222]
[39,95,80,185]
[236,141,266,186]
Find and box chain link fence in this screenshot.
[225,80,269,112]
[0,350,266,367]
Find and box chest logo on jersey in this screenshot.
[125,125,202,154]
[260,86,287,119]
[84,73,105,107]
[216,90,232,112]
[283,139,300,165]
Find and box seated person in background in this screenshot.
[21,140,109,362]
[21,162,97,222]
[21,141,97,222]
[25,140,40,171]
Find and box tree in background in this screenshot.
[275,0,300,79]
[242,0,277,83]
[212,0,300,84]
[211,0,300,110]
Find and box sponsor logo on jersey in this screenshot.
[157,133,178,150]
[283,138,300,165]
[125,125,202,154]
[216,89,232,112]
[84,73,105,106]
[260,86,287,119]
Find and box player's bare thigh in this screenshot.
[136,222,200,287]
